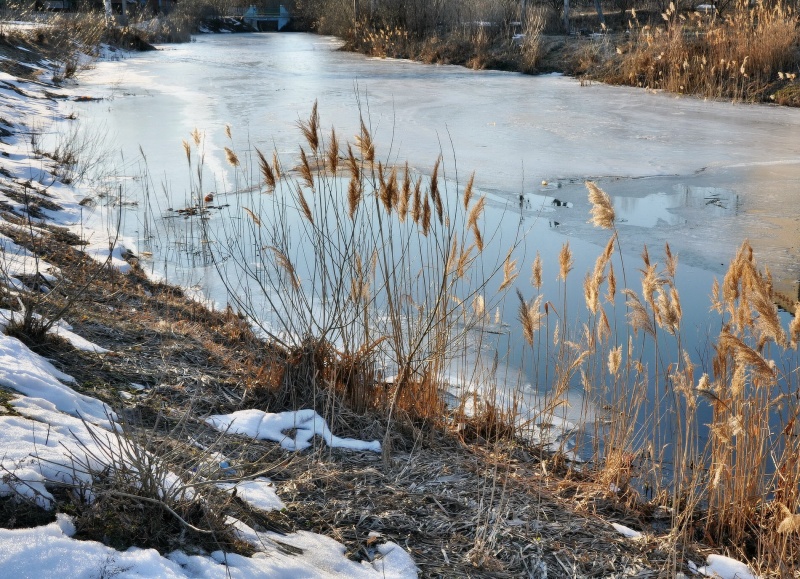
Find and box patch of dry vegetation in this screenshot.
[0,70,798,573]
[149,109,799,574]
[594,1,800,102]
[303,0,800,103]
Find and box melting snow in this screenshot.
[611,523,642,539]
[0,332,113,426]
[206,408,381,452]
[217,477,285,512]
[689,555,757,579]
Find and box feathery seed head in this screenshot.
[256,148,276,191]
[327,127,339,173]
[224,147,239,167]
[586,181,615,229]
[531,253,543,290]
[463,172,475,210]
[297,101,320,153]
[299,147,315,190]
[608,345,622,376]
[558,242,574,281]
[499,250,519,292]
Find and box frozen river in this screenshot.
[61,32,800,453]
[71,32,800,300]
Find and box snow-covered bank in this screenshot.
[0,40,418,578]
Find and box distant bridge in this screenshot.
[235,4,291,31]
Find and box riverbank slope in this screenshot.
[0,24,793,579]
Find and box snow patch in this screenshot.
[689,555,757,579]
[217,477,285,512]
[0,332,113,426]
[206,408,381,452]
[611,523,642,539]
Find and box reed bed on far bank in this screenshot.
[301,0,800,104]
[598,1,800,102]
[143,105,800,575]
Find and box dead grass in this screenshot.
[0,191,709,575]
[592,2,800,102]
[318,1,800,104]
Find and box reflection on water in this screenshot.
[613,185,738,228]
[62,33,800,466]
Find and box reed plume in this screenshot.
[397,163,410,221]
[472,223,484,253]
[463,172,475,210]
[472,294,486,319]
[623,289,656,338]
[790,304,800,349]
[356,119,375,164]
[499,251,519,291]
[665,243,677,278]
[270,246,300,290]
[719,330,776,381]
[430,157,443,224]
[558,242,573,281]
[606,263,617,302]
[350,254,369,302]
[256,148,276,191]
[299,148,315,190]
[327,127,339,173]
[456,244,474,279]
[224,147,239,167]
[467,196,486,231]
[778,512,800,534]
[387,166,398,212]
[608,345,622,376]
[517,289,543,346]
[298,101,320,153]
[411,177,422,224]
[531,253,542,290]
[272,151,282,181]
[598,307,611,342]
[182,140,191,164]
[583,273,599,315]
[752,292,786,348]
[295,183,314,223]
[347,144,360,181]
[348,177,362,219]
[586,181,615,229]
[421,195,431,236]
[243,207,261,226]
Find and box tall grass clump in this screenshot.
[520,7,548,72]
[573,182,800,573]
[506,177,799,573]
[304,0,555,70]
[142,108,799,574]
[605,1,800,101]
[171,104,521,453]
